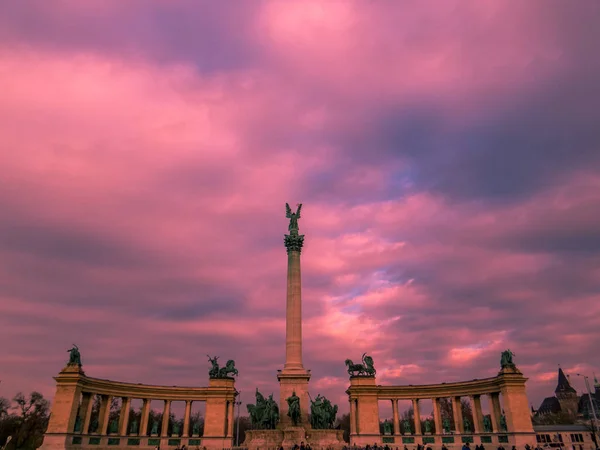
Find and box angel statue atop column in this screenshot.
[286,203,302,233]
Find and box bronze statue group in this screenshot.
[246,389,338,430]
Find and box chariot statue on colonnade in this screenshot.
[345,353,376,377]
[207,355,239,378]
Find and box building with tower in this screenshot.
[535,367,600,422]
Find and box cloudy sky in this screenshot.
[1,0,599,419]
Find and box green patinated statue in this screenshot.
[309,393,338,429]
[109,420,118,434]
[344,353,376,377]
[208,355,220,378]
[247,388,279,429]
[483,415,492,432]
[150,421,158,435]
[74,416,82,432]
[442,418,450,433]
[172,422,180,435]
[265,394,279,429]
[424,419,431,433]
[500,349,516,368]
[500,414,507,431]
[207,355,238,378]
[383,420,393,435]
[192,421,200,435]
[402,419,411,434]
[67,344,82,366]
[90,417,99,433]
[287,391,301,426]
[130,420,138,434]
[286,203,302,233]
[463,417,471,433]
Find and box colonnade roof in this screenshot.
[56,369,237,401]
[347,370,527,400]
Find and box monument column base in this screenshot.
[278,369,311,427]
[201,436,234,449]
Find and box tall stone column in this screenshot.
[489,393,502,432]
[350,400,357,435]
[161,400,171,437]
[278,203,311,427]
[471,395,483,434]
[452,396,463,434]
[119,397,131,436]
[413,399,422,435]
[227,401,235,437]
[432,398,442,435]
[80,393,93,434]
[183,400,192,437]
[392,399,400,435]
[140,399,151,436]
[98,396,113,435]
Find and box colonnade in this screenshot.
[382,393,504,436]
[41,364,237,450]
[74,394,232,438]
[347,366,535,448]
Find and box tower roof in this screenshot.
[555,367,577,394]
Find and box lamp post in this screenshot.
[575,373,599,443]
[235,391,242,447]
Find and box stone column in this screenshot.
[140,399,150,436]
[471,395,483,434]
[489,393,501,432]
[183,400,192,437]
[227,400,235,437]
[432,398,442,435]
[80,393,93,434]
[279,222,311,426]
[392,399,400,435]
[98,395,113,435]
[413,399,422,435]
[350,400,357,435]
[452,396,463,434]
[161,400,171,437]
[284,231,305,371]
[119,397,131,435]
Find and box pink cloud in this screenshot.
[1,2,599,420]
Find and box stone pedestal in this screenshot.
[242,429,285,450]
[278,370,311,427]
[204,377,235,448]
[349,376,380,446]
[243,427,346,450]
[281,426,307,448]
[40,365,85,450]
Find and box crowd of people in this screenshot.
[339,443,593,450]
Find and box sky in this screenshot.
[1,0,600,420]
